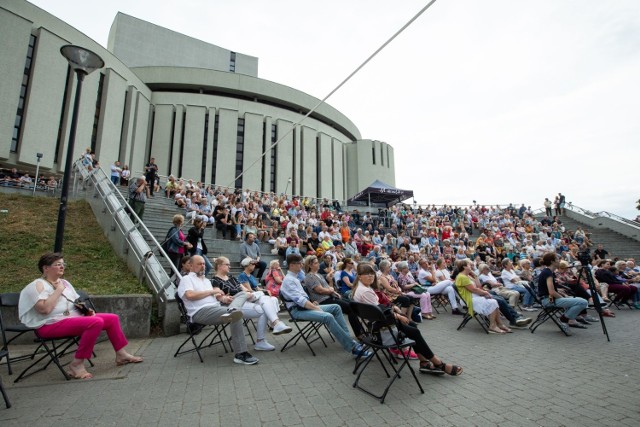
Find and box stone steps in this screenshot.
[117,188,281,275]
[553,215,640,260]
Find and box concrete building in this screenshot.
[0,0,396,201]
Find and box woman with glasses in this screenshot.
[18,252,143,380]
[303,255,364,339]
[212,257,291,351]
[351,263,463,376]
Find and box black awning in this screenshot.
[347,180,413,208]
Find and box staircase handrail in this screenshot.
[74,160,179,300]
[566,203,640,230]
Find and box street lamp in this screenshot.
[54,45,104,253]
[284,177,292,196]
[32,152,43,196]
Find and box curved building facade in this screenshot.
[0,1,395,201]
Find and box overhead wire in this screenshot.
[227,0,438,190]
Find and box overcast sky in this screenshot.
[29,0,640,219]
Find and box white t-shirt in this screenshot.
[177,272,220,318]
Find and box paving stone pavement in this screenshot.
[1,306,638,426]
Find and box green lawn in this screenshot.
[0,192,150,295]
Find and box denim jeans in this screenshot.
[290,304,355,352]
[507,283,534,306]
[542,296,588,319]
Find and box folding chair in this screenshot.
[173,293,231,362]
[0,292,39,375]
[522,283,570,336]
[349,302,424,404]
[1,292,95,382]
[453,286,489,334]
[12,291,96,383]
[0,349,10,408]
[278,294,333,356]
[430,293,450,314]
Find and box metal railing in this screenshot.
[565,203,640,230]
[74,160,179,303]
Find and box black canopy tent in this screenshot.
[347,180,414,208]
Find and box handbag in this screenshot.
[61,294,93,316]
[411,285,426,294]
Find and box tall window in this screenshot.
[201,111,209,183]
[372,146,376,165]
[178,110,186,177]
[234,118,245,189]
[210,113,219,184]
[11,34,37,153]
[90,73,105,152]
[270,124,277,193]
[380,145,384,166]
[229,51,236,72]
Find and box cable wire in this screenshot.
[228,0,438,191]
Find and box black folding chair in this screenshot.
[349,302,424,404]
[0,349,10,408]
[278,294,333,356]
[430,293,450,314]
[0,292,40,375]
[1,292,95,383]
[173,293,231,362]
[523,283,570,336]
[453,286,489,334]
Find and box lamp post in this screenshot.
[54,45,104,253]
[32,152,43,196]
[284,177,292,196]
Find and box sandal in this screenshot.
[66,370,93,380]
[419,361,445,375]
[488,327,506,334]
[433,361,463,376]
[499,325,513,333]
[116,355,144,366]
[422,314,437,320]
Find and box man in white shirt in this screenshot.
[177,256,258,365]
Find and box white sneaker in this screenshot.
[272,321,292,335]
[254,340,275,351]
[221,309,243,323]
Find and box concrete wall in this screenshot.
[0,10,33,161]
[109,12,258,77]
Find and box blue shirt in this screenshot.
[238,272,258,290]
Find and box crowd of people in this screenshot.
[0,167,59,191]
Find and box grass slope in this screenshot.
[0,193,150,295]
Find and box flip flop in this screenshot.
[488,328,506,334]
[116,356,144,366]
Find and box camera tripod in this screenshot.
[576,264,610,342]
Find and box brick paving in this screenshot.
[1,307,638,426]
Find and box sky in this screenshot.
[28,0,640,219]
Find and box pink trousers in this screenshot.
[37,313,128,360]
[405,291,433,314]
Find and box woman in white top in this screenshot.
[19,253,142,379]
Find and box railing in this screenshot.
[74,160,179,303]
[566,203,640,230]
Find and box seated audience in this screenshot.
[454,259,510,334]
[352,262,463,375]
[280,254,370,358]
[211,256,291,351]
